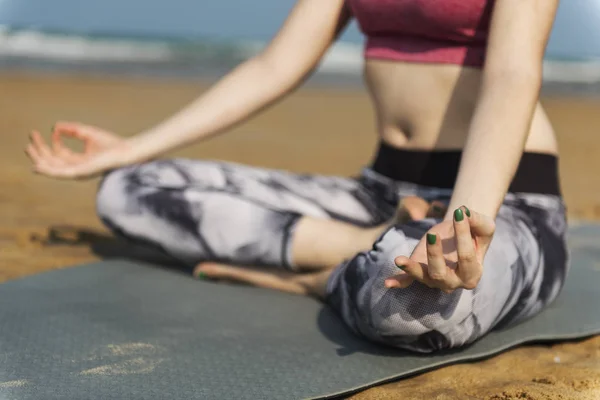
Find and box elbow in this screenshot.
[253,51,312,90]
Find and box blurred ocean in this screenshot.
[0,0,599,92]
[0,27,366,80]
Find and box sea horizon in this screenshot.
[1,0,599,91]
[1,25,599,95]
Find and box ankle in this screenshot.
[363,224,389,247]
[301,269,332,301]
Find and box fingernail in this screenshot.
[463,206,471,217]
[196,271,207,280]
[454,208,464,222]
[397,264,406,270]
[427,233,436,245]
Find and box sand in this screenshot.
[1,72,599,399]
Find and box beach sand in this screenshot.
[1,72,599,399]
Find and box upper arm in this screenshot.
[257,0,352,81]
[484,0,559,80]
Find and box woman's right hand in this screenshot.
[25,122,132,180]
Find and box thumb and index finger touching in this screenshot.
[51,121,91,144]
[466,209,496,237]
[50,121,94,160]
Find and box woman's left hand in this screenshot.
[385,206,496,293]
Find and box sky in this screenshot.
[0,0,599,58]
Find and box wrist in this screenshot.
[111,138,140,167]
[444,201,499,221]
[445,186,503,219]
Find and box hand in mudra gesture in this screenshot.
[25,122,127,180]
[386,206,496,293]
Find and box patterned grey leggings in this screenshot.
[96,158,569,352]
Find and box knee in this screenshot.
[364,285,476,352]
[95,167,135,223]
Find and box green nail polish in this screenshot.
[427,233,436,245]
[397,264,406,270]
[432,205,443,212]
[196,271,207,280]
[454,208,464,222]
[464,206,471,217]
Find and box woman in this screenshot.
[26,0,568,352]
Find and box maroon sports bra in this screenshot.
[346,0,495,67]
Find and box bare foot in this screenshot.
[396,196,447,223]
[366,196,448,244]
[190,197,448,298]
[193,262,331,300]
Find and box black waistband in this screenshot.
[371,141,561,195]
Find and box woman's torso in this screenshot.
[347,0,558,154]
[364,61,557,153]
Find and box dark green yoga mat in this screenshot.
[1,225,599,400]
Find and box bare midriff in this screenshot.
[363,59,558,155]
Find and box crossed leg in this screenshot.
[95,158,445,296]
[194,196,446,298]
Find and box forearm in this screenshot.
[446,71,542,219]
[122,55,304,163]
[107,0,351,166]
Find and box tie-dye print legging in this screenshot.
[96,158,569,352]
[96,159,398,268]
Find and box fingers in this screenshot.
[52,121,87,141]
[25,141,41,163]
[31,162,79,179]
[386,257,421,288]
[51,121,124,156]
[52,122,91,161]
[31,130,53,160]
[389,259,463,294]
[468,209,496,242]
[51,125,77,159]
[26,130,96,179]
[390,255,462,293]
[453,206,482,289]
[29,131,55,161]
[28,131,68,168]
[425,232,447,282]
[387,206,490,293]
